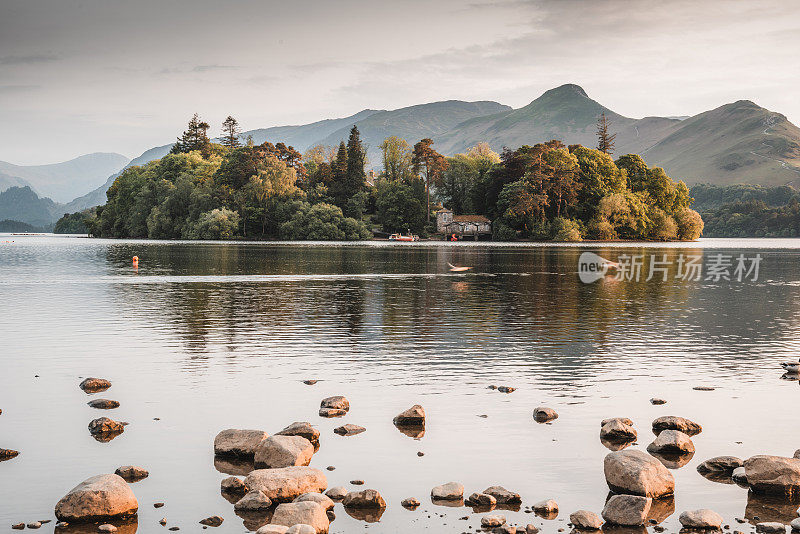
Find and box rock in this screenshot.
[570,510,603,530]
[482,515,507,527]
[276,422,320,446]
[533,407,558,422]
[153,502,164,508]
[270,501,329,533]
[294,493,334,511]
[213,429,269,458]
[483,486,522,504]
[650,398,667,405]
[256,527,289,534]
[199,516,224,527]
[320,396,349,412]
[497,386,516,393]
[88,417,125,435]
[27,523,41,529]
[325,487,347,500]
[393,405,425,427]
[604,449,675,498]
[602,494,652,526]
[694,386,715,391]
[98,525,117,533]
[698,456,744,474]
[80,377,112,392]
[318,408,347,418]
[526,525,540,534]
[303,380,318,385]
[493,527,516,534]
[234,490,273,511]
[342,489,386,509]
[159,518,167,525]
[244,467,327,503]
[114,466,149,482]
[652,416,702,436]
[532,499,558,514]
[646,429,695,455]
[601,419,637,442]
[12,523,24,530]
[790,518,800,531]
[54,474,138,522]
[466,492,497,506]
[350,480,364,485]
[756,523,787,533]
[401,497,420,508]
[0,448,20,460]
[601,418,634,427]
[88,399,120,409]
[333,424,365,436]
[431,482,464,500]
[221,476,248,494]
[254,435,314,468]
[286,526,315,534]
[679,509,724,529]
[794,450,800,460]
[732,467,748,486]
[214,456,254,476]
[744,456,800,497]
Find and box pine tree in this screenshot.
[596,112,616,154]
[221,116,241,149]
[171,113,212,157]
[412,138,448,222]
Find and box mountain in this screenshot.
[0,153,130,203]
[0,186,61,227]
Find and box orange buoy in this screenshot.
[132,255,139,266]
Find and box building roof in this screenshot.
[452,215,491,223]
[437,208,452,214]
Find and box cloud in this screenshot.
[192,64,240,72]
[0,54,59,65]
[0,84,40,94]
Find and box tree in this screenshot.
[375,179,426,234]
[596,112,617,154]
[411,138,448,222]
[379,136,414,182]
[221,116,241,149]
[171,113,212,157]
[246,156,302,237]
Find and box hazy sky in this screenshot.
[1,0,799,165]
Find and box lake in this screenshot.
[1,235,799,533]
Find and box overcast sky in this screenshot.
[1,0,798,165]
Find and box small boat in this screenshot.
[389,233,418,242]
[447,262,472,272]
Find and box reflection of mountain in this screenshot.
[102,244,800,385]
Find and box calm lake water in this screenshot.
[1,235,799,533]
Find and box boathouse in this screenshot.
[436,209,492,239]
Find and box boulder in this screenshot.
[652,416,702,436]
[80,378,112,393]
[601,418,634,427]
[294,493,334,511]
[601,494,652,526]
[54,474,138,522]
[320,396,349,412]
[199,516,224,527]
[756,523,787,533]
[466,492,497,507]
[601,420,637,442]
[393,405,425,427]
[646,430,695,455]
[276,422,320,446]
[483,486,522,504]
[221,476,248,494]
[401,497,420,508]
[87,399,120,409]
[431,482,464,500]
[234,490,272,511]
[482,515,507,527]
[493,527,516,534]
[0,448,20,460]
[794,450,800,459]
[570,510,603,530]
[88,417,125,435]
[286,526,316,534]
[333,424,365,436]
[679,509,724,529]
[214,429,269,458]
[342,489,386,509]
[256,527,289,534]
[244,467,328,503]
[532,499,558,514]
[324,487,347,500]
[254,436,314,468]
[790,518,800,531]
[533,407,558,422]
[270,501,329,533]
[114,466,149,482]
[744,456,800,497]
[526,525,540,534]
[732,466,748,486]
[697,456,744,474]
[318,408,347,418]
[604,449,675,498]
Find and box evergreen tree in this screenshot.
[171,113,212,157]
[346,125,365,190]
[412,138,448,222]
[221,116,241,149]
[596,112,617,154]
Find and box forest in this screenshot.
[63,114,704,241]
[691,183,800,237]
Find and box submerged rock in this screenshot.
[652,416,702,436]
[482,515,507,527]
[744,455,800,497]
[54,474,138,522]
[601,419,638,442]
[497,386,516,393]
[602,494,652,526]
[393,405,425,427]
[650,398,667,405]
[646,429,695,455]
[0,448,20,461]
[533,407,558,423]
[270,501,329,533]
[199,516,224,527]
[244,467,327,503]
[679,509,723,529]
[698,456,744,475]
[320,396,349,412]
[114,466,149,482]
[254,436,314,468]
[431,482,464,501]
[88,399,120,409]
[80,378,112,393]
[483,486,522,504]
[325,487,347,500]
[221,476,248,494]
[532,499,559,514]
[234,490,273,511]
[318,408,347,418]
[294,493,333,511]
[89,417,125,436]
[401,497,420,509]
[756,522,788,533]
[276,422,320,446]
[466,492,497,507]
[333,424,365,436]
[604,450,675,498]
[570,510,603,530]
[214,429,269,458]
[342,489,386,509]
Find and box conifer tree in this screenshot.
[221,116,241,149]
[171,113,212,157]
[412,138,448,222]
[596,112,616,154]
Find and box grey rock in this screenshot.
[604,449,675,498]
[466,492,497,507]
[732,466,748,486]
[601,494,652,526]
[213,429,268,458]
[54,474,138,521]
[532,499,558,514]
[646,429,695,454]
[333,424,365,436]
[652,416,702,436]
[114,466,149,482]
[324,487,347,500]
[789,518,800,531]
[244,467,328,503]
[256,526,289,534]
[254,435,314,468]
[286,526,315,534]
[234,490,272,511]
[199,516,224,527]
[482,515,506,527]
[271,501,329,533]
[650,398,667,405]
[342,489,386,509]
[698,456,744,474]
[320,396,349,412]
[221,476,248,494]
[601,419,637,442]
[484,486,522,504]
[570,510,603,530]
[756,523,787,533]
[745,455,800,496]
[276,422,320,446]
[293,493,334,511]
[679,509,724,529]
[533,407,558,422]
[393,405,425,427]
[431,482,464,500]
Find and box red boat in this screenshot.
[389,233,418,242]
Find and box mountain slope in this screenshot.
[0,153,129,202]
[0,186,61,227]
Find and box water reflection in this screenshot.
[55,518,138,534]
[745,492,800,525]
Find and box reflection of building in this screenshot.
[436,209,492,239]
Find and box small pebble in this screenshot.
[154,502,165,508]
[417,451,424,457]
[351,480,365,485]
[326,466,335,471]
[27,523,42,529]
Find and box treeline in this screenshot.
[691,184,800,237]
[69,113,702,241]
